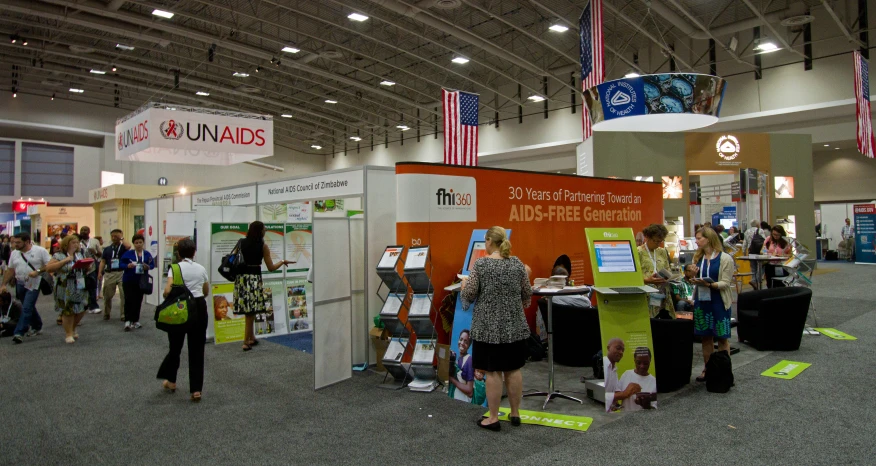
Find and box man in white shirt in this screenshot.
[616,347,658,411]
[0,233,51,344]
[841,219,855,262]
[603,337,625,412]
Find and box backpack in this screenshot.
[525,331,546,362]
[748,230,766,254]
[217,239,245,281]
[154,263,193,332]
[706,350,734,393]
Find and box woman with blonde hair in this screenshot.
[45,234,88,343]
[691,227,735,382]
[460,226,532,432]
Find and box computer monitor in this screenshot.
[593,240,637,273]
[466,241,487,272]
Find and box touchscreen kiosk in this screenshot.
[465,242,487,274]
[593,240,637,273]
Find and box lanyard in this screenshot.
[112,244,122,259]
[645,244,657,271]
[135,250,143,263]
[699,252,716,279]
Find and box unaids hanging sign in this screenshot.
[115,104,274,165]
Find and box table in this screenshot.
[736,255,786,289]
[524,286,591,409]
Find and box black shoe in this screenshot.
[476,419,501,432]
[510,416,521,427]
[12,335,22,344]
[695,372,707,382]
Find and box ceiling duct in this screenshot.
[641,0,805,40]
[69,45,96,53]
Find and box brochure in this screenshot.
[408,294,432,317]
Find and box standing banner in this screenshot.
[285,276,312,332]
[853,204,876,264]
[212,283,245,343]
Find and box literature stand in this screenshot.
[375,245,413,389]
[404,246,439,393]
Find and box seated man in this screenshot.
[616,347,658,411]
[670,264,696,315]
[549,266,591,308]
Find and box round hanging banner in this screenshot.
[584,73,727,132]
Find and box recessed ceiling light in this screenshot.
[311,145,322,150]
[69,88,84,93]
[111,66,117,72]
[89,69,106,74]
[380,80,396,86]
[281,114,292,118]
[754,41,779,53]
[233,72,249,77]
[527,95,546,102]
[325,99,338,104]
[152,9,174,19]
[350,136,362,141]
[348,13,369,22]
[835,147,840,150]
[281,46,300,53]
[196,91,210,96]
[396,124,410,131]
[625,72,641,78]
[452,57,470,64]
[116,44,135,51]
[823,144,829,147]
[549,24,569,33]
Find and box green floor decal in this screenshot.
[813,328,857,340]
[762,360,812,379]
[483,407,592,432]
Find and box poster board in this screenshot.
[854,204,876,264]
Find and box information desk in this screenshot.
[524,286,591,409]
[735,255,787,289]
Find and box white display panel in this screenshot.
[144,199,160,306]
[165,211,195,236]
[349,217,367,365]
[313,217,352,390]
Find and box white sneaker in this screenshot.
[124,322,132,332]
[133,322,142,329]
[88,308,101,314]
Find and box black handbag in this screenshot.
[139,273,154,295]
[217,239,245,281]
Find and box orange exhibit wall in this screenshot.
[395,163,663,343]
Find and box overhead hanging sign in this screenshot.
[115,104,274,165]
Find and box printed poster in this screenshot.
[853,204,876,264]
[286,276,312,333]
[287,202,312,223]
[258,279,287,336]
[260,204,287,222]
[210,223,248,283]
[262,223,285,276]
[284,224,313,273]
[211,283,245,344]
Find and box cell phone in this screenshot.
[701,277,715,284]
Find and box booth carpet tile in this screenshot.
[265,331,313,353]
[2,261,874,465]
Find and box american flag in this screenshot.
[443,89,479,166]
[854,51,875,159]
[580,0,604,141]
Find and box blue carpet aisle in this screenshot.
[1,261,874,464]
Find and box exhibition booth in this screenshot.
[27,204,95,248]
[142,166,396,389]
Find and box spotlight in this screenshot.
[179,187,187,194]
[10,35,16,44]
[22,39,27,46]
[112,66,117,72]
[51,93,55,100]
[255,66,261,73]
[12,87,17,98]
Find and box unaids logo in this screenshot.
[160,120,184,140]
[716,135,740,161]
[603,81,638,117]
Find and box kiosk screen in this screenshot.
[466,241,487,272]
[593,240,637,273]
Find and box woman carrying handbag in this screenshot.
[119,234,155,331]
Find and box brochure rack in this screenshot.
[374,245,439,391]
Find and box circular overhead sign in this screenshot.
[583,73,727,132]
[158,177,168,186]
[716,135,740,160]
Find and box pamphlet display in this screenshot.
[404,246,432,292]
[585,228,657,413]
[378,246,404,269]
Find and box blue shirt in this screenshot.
[101,243,129,272]
[120,249,155,283]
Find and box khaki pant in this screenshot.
[102,271,126,319]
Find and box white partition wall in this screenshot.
[313,218,353,390]
[349,216,366,365]
[144,199,160,306]
[364,168,399,364]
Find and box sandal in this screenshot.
[191,392,202,403]
[249,339,259,346]
[696,371,707,382]
[242,344,253,352]
[162,380,177,393]
[476,418,501,432]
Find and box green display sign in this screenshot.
[484,407,592,432]
[813,328,857,340]
[761,360,812,379]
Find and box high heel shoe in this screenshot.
[191,392,202,403]
[162,380,177,393]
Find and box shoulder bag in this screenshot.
[20,251,53,296]
[154,263,192,332]
[137,252,154,295]
[217,238,245,281]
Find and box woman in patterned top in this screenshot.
[638,224,675,319]
[461,226,532,432]
[45,234,88,344]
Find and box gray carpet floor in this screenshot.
[2,261,874,465]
